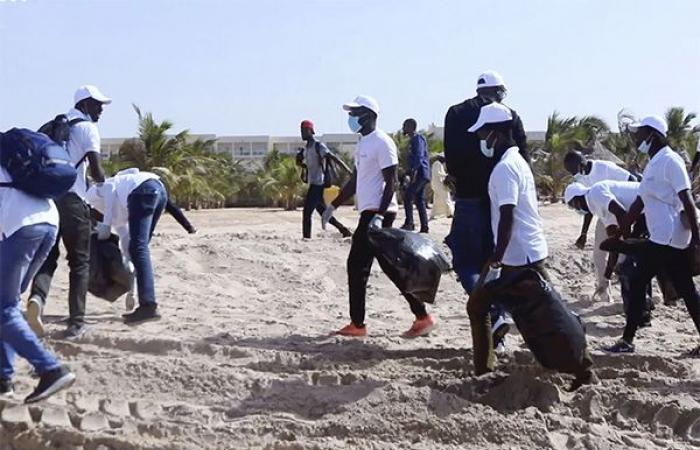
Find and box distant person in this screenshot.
[297,120,352,239]
[430,154,453,219]
[443,70,528,349]
[605,116,700,355]
[400,119,430,233]
[0,161,76,402]
[86,168,195,324]
[27,85,109,339]
[322,95,435,338]
[466,102,549,375]
[563,151,635,302]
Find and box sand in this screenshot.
[1,204,700,450]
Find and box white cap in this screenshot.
[342,95,379,115]
[476,70,506,90]
[629,115,667,137]
[564,182,589,204]
[468,102,513,133]
[74,85,112,105]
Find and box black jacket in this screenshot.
[444,97,529,199]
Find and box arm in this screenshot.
[443,107,458,177]
[87,152,105,183]
[608,200,628,230]
[679,189,700,244]
[575,213,594,248]
[327,152,352,175]
[620,196,644,238]
[331,170,357,208]
[491,204,515,264]
[377,165,397,215]
[166,198,196,233]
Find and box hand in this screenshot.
[321,205,336,230]
[574,234,587,249]
[95,223,111,240]
[604,265,615,280]
[369,214,384,230]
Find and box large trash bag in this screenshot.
[367,227,451,304]
[484,269,591,375]
[89,234,133,302]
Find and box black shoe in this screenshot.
[123,306,161,324]
[419,227,429,234]
[400,223,415,231]
[63,323,87,340]
[339,227,353,238]
[24,367,75,403]
[639,316,652,328]
[603,339,635,354]
[0,378,13,396]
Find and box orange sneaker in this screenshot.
[402,315,435,338]
[334,323,367,337]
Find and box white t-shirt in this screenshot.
[0,168,59,240]
[488,147,548,266]
[66,108,101,200]
[354,129,398,213]
[639,147,692,249]
[585,181,639,227]
[577,160,631,187]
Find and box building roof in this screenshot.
[583,139,624,165]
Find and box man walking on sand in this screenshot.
[321,95,435,338]
[400,118,431,233]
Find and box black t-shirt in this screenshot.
[443,96,529,199]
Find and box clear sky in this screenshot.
[1,0,698,138]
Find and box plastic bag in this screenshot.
[367,228,451,304]
[89,234,133,302]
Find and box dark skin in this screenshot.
[620,127,700,250]
[75,98,106,183]
[476,86,507,103]
[402,119,418,181]
[332,107,397,216]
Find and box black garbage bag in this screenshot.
[484,269,591,375]
[367,227,451,304]
[89,234,133,302]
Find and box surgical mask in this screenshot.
[638,137,652,154]
[348,115,362,133]
[573,173,585,182]
[480,131,495,158]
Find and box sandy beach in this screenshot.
[1,204,700,450]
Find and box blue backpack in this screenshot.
[0,128,78,199]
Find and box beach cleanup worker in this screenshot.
[430,154,453,219]
[298,120,352,239]
[86,168,184,324]
[27,85,109,339]
[564,180,653,325]
[0,164,76,402]
[444,70,528,350]
[400,118,431,233]
[564,151,635,302]
[465,102,548,374]
[604,116,700,355]
[321,95,435,338]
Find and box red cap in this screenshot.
[300,120,314,129]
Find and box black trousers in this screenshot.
[623,242,700,342]
[302,184,347,238]
[347,211,428,326]
[30,193,92,326]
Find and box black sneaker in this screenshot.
[400,223,415,231]
[0,378,13,396]
[603,339,635,354]
[339,227,353,238]
[63,323,87,340]
[419,227,429,234]
[24,367,76,403]
[123,306,161,325]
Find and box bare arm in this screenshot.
[331,170,357,208]
[575,213,593,249]
[679,189,700,243]
[377,165,397,215]
[492,204,515,264]
[621,196,644,238]
[87,152,105,183]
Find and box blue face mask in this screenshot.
[348,115,362,133]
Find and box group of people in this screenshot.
[1,85,195,403]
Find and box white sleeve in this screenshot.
[665,157,692,193]
[77,123,101,155]
[101,181,116,226]
[606,162,631,181]
[378,138,399,170]
[587,184,616,226]
[492,165,519,207]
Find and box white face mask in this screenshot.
[480,131,495,158]
[638,136,652,154]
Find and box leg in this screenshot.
[622,244,661,343]
[59,194,92,326]
[0,224,61,380]
[128,191,159,308]
[593,219,610,300]
[466,285,495,375]
[346,212,376,327]
[29,226,62,305]
[302,185,318,239]
[312,185,349,234]
[665,248,700,336]
[415,178,429,232]
[402,181,417,227]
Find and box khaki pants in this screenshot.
[467,259,550,375]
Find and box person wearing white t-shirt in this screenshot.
[27,85,109,340]
[0,168,76,402]
[604,116,700,355]
[321,95,435,338]
[564,151,635,302]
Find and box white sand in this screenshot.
[1,204,700,450]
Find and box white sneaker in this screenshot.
[26,296,45,337]
[495,341,507,355]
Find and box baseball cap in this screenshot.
[629,115,668,137]
[300,120,314,129]
[342,95,380,115]
[476,70,507,90]
[468,102,513,133]
[564,182,589,204]
[74,85,112,105]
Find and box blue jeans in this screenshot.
[1,223,61,380]
[127,179,167,308]
[403,177,429,230]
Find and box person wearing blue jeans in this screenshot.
[400,119,430,233]
[0,178,76,402]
